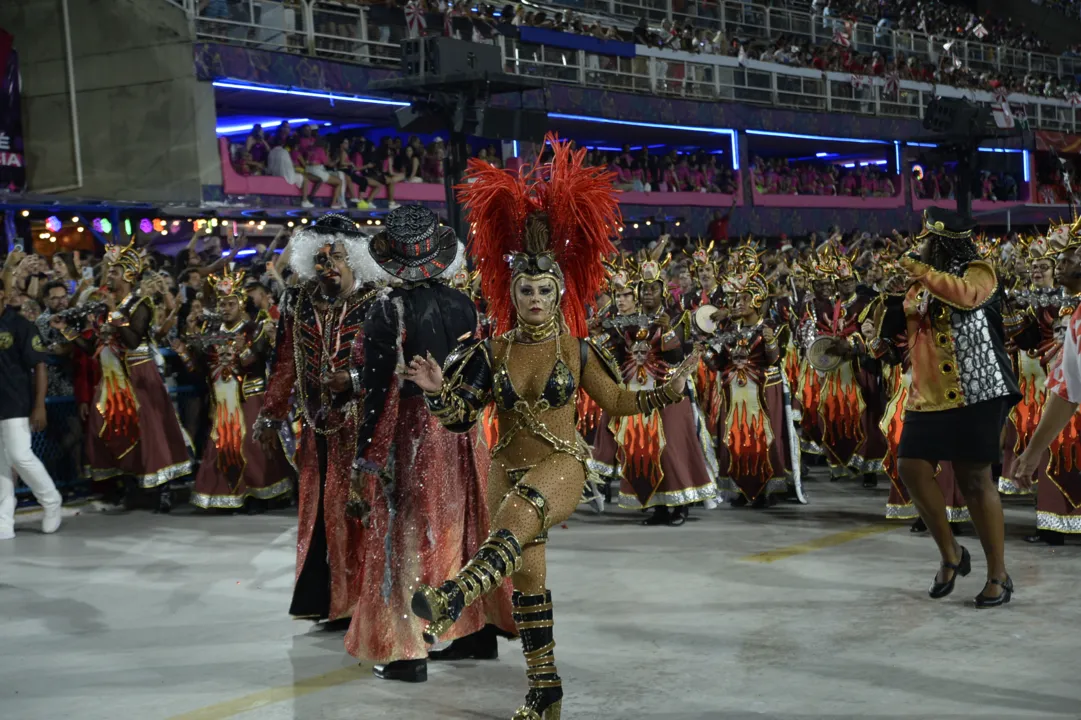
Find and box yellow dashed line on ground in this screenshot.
[741,523,900,563]
[166,665,368,720]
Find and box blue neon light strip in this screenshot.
[548,113,740,169]
[1023,149,1031,182]
[216,117,311,135]
[212,80,411,107]
[745,129,890,144]
[893,141,900,175]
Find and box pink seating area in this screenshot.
[219,138,446,203]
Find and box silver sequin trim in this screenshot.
[586,458,620,482]
[1036,510,1081,533]
[998,476,1036,495]
[885,503,969,522]
[84,459,193,489]
[950,307,1009,404]
[617,482,717,509]
[190,477,293,509]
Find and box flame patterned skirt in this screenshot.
[616,395,718,509]
[1036,409,1081,533]
[191,379,295,509]
[84,348,192,488]
[999,352,1048,495]
[715,370,791,502]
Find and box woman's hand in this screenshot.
[399,352,443,393]
[861,319,875,338]
[1012,449,1040,490]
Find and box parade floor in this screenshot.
[2,474,1080,720]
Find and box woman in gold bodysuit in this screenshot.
[402,138,697,720]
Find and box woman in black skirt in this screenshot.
[871,208,1021,608]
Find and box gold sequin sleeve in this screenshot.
[900,256,997,310]
[425,339,493,433]
[579,338,682,417]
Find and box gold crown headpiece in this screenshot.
[208,269,248,302]
[104,240,145,282]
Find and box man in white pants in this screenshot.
[0,279,62,539]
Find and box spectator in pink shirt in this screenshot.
[611,156,634,191]
[660,159,679,192]
[300,138,345,209]
[675,157,693,191]
[840,173,857,196]
[297,125,316,153]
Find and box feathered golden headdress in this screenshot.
[207,269,247,302]
[104,240,145,283]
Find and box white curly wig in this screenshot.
[288,221,386,286]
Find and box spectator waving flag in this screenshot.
[884,72,899,97]
[973,23,988,39]
[405,0,427,39]
[832,23,851,48]
[1069,92,1081,106]
[738,45,747,66]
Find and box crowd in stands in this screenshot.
[230,126,742,201]
[750,157,897,197]
[912,165,1022,202]
[229,122,472,208]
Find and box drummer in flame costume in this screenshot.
[403,137,700,720]
[51,241,192,507]
[797,245,886,485]
[998,225,1075,501]
[582,257,637,503]
[176,270,294,510]
[1004,222,1081,545]
[609,255,719,525]
[705,258,800,506]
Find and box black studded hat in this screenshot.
[368,205,460,282]
[917,207,976,240]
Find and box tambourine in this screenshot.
[693,305,720,335]
[807,336,845,372]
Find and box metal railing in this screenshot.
[175,0,1081,132]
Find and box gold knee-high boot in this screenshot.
[511,590,562,720]
[411,528,524,643]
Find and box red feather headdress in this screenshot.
[457,134,622,338]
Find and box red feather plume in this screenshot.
[457,133,622,338]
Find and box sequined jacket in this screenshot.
[262,283,377,431]
[876,255,1020,413]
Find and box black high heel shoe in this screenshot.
[928,546,971,599]
[974,576,1014,609]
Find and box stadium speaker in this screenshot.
[923,97,993,136]
[401,36,501,77]
[474,107,549,143]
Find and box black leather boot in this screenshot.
[511,590,563,720]
[412,528,523,643]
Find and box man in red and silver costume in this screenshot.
[255,214,384,624]
[344,205,514,682]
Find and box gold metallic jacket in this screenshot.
[873,256,1019,413]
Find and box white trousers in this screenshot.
[0,417,61,533]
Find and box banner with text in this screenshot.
[0,29,26,193]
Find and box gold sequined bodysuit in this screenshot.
[428,330,681,535]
